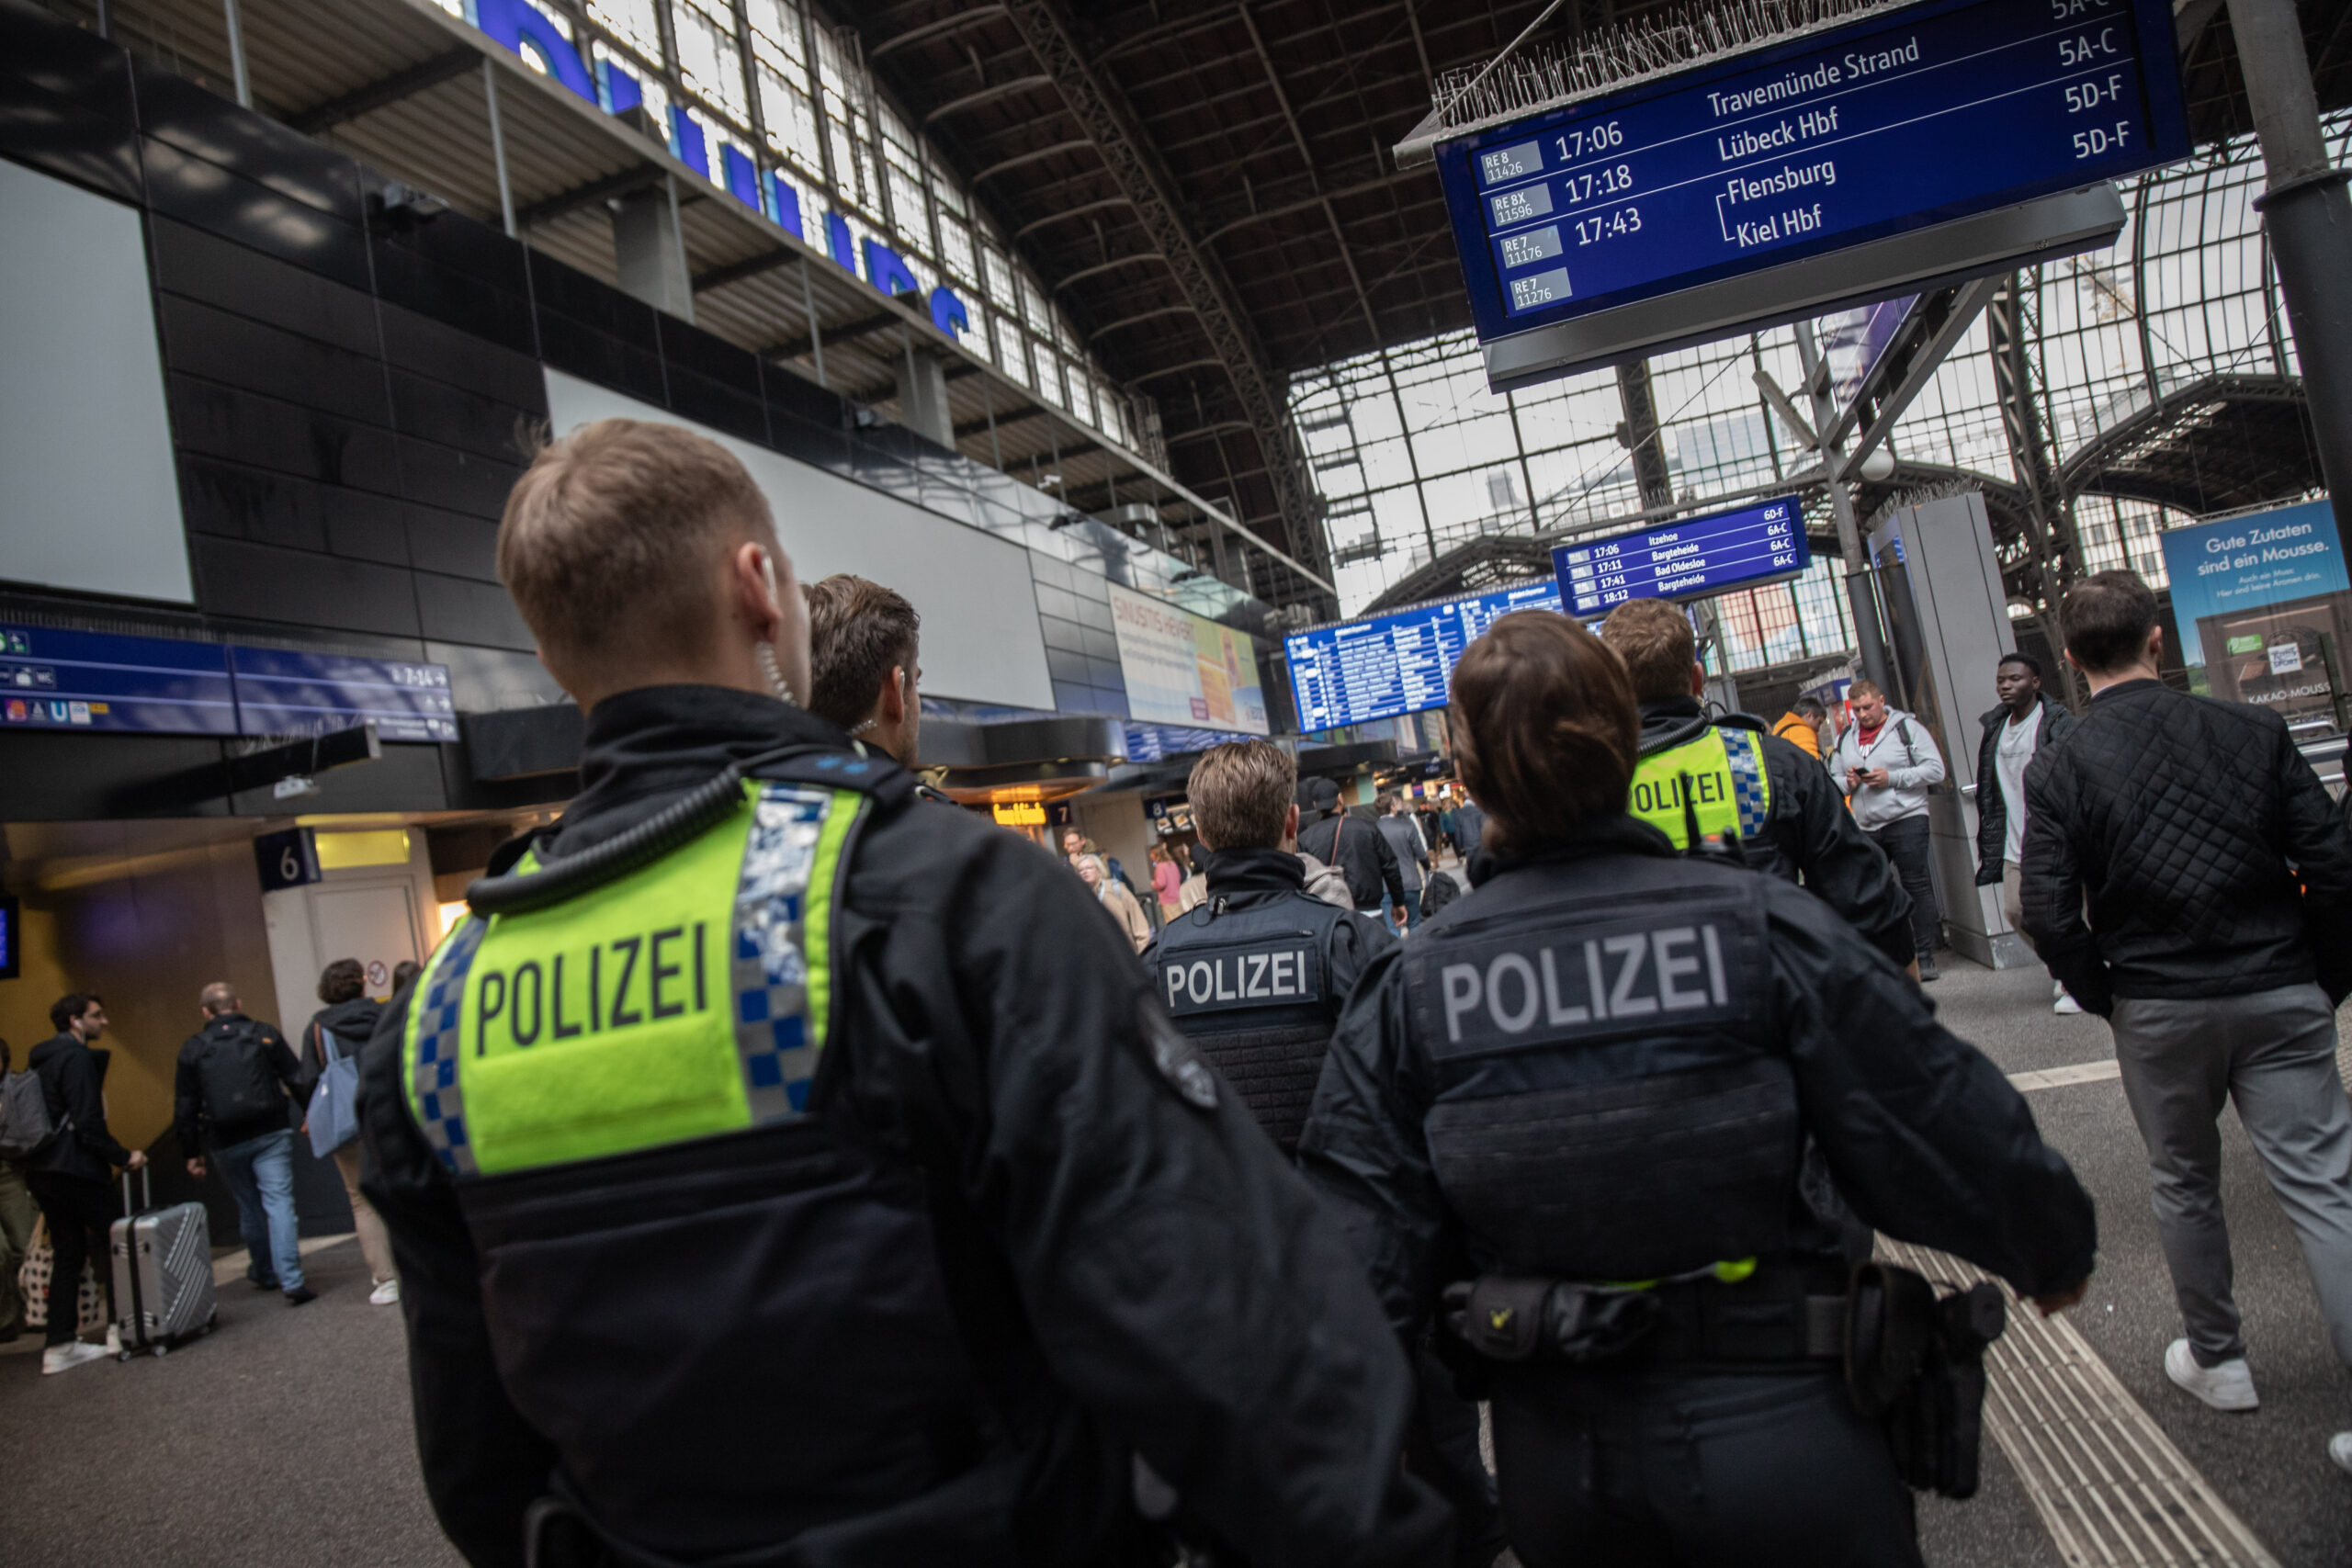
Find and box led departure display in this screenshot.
[229,648,459,743]
[1439,0,2189,344]
[1284,580,1565,731]
[1553,496,1808,615]
[0,624,238,735]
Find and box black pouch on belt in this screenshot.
[1844,1262,2007,1499]
[1442,1276,1664,1365]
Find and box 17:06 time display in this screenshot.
[1574,206,1643,243]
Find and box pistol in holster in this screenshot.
[1843,1261,2008,1499]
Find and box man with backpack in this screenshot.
[1831,678,1951,978]
[174,982,311,1304]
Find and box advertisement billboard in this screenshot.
[2157,500,2351,724]
[1108,584,1268,735]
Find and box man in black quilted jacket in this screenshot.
[2020,570,2352,1472]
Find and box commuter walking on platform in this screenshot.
[360,418,1447,1568]
[1144,742,1504,1566]
[2020,570,2352,1471]
[1451,795,1487,862]
[1299,778,1408,928]
[1830,678,1949,977]
[1970,652,2080,1014]
[1601,599,1916,972]
[1304,612,2098,1567]
[27,994,145,1374]
[1376,794,1431,932]
[1078,852,1153,954]
[0,1039,39,1343]
[301,960,398,1304]
[804,573,922,767]
[176,984,311,1304]
[1148,842,1183,920]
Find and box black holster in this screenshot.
[1844,1261,2007,1499]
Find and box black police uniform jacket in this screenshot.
[1299,817,2096,1332]
[359,687,1448,1568]
[1639,696,1917,971]
[1140,847,1395,1156]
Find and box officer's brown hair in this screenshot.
[1187,739,1297,852]
[804,574,920,732]
[2061,570,2161,674]
[1448,612,1638,855]
[1598,597,1697,703]
[498,419,774,689]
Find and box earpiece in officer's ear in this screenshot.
[752,548,797,706]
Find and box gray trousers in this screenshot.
[2111,984,2352,1370]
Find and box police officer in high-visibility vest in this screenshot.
[1300,612,2096,1567]
[1598,598,1917,973]
[357,419,1449,1568]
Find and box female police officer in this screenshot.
[1299,611,2095,1567]
[357,419,1447,1568]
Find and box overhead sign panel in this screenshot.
[229,648,458,743]
[1553,496,1809,616]
[1284,580,1564,732]
[0,624,457,740]
[1439,0,2188,378]
[0,624,237,734]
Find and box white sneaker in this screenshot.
[2330,1432,2352,1475]
[104,1324,120,1356]
[368,1279,401,1306]
[2054,991,2085,1015]
[41,1341,109,1375]
[2165,1338,2259,1411]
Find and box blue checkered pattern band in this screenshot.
[730,784,835,1124]
[411,915,488,1178]
[1722,728,1770,840]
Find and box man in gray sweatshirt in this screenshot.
[1830,679,1948,977]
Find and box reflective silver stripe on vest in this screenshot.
[729,784,831,1123]
[1722,728,1770,840]
[412,915,489,1178]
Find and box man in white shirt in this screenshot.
[1830,679,1949,976]
[1972,652,2080,1011]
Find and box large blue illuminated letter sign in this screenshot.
[472,0,596,107]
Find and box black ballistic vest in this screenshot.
[1401,845,1804,1281]
[1152,890,1356,1154]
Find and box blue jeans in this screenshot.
[1387,897,1424,935]
[214,1128,303,1292]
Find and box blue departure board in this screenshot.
[229,647,458,743]
[1554,496,1808,615]
[1285,580,1565,731]
[0,623,239,735]
[1438,0,2189,343]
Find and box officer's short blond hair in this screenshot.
[498,418,774,687]
[1597,598,1696,703]
[1188,740,1297,852]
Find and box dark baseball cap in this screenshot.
[1306,777,1341,810]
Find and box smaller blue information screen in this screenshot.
[1285,580,1565,731]
[229,648,459,743]
[0,624,239,735]
[1553,496,1809,615]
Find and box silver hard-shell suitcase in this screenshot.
[109,1168,218,1359]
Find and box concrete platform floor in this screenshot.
[1,956,2345,1565]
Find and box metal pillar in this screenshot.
[483,61,516,239]
[2228,0,2352,552]
[1613,358,1675,510]
[221,0,252,107]
[797,258,826,387]
[1792,322,1896,695]
[1986,271,2087,705]
[612,186,694,319]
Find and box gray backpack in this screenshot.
[0,1069,56,1161]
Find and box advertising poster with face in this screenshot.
[1107,584,1269,734]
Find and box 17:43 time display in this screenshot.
[1573,205,1643,244]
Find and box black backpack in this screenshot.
[196,1021,287,1127]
